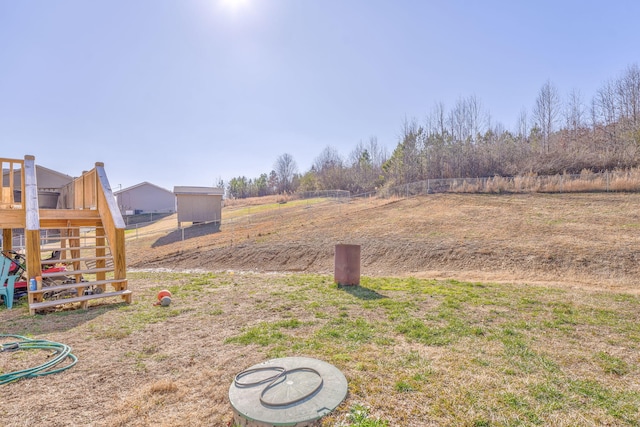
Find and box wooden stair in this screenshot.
[27,223,132,312]
[0,156,132,314]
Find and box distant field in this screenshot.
[128,192,640,293]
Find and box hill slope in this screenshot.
[126,193,640,292]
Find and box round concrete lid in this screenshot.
[229,357,348,426]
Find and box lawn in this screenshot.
[2,271,639,426]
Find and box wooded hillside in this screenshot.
[227,64,640,198]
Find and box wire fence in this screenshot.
[380,170,640,198]
[122,196,353,243]
[299,190,351,201]
[6,170,640,250]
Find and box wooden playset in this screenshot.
[1,155,131,314]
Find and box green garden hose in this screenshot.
[0,334,77,385]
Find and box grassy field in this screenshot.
[2,270,639,426]
[127,193,640,293]
[3,192,640,426]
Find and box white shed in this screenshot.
[173,186,224,228]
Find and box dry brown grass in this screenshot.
[127,192,640,293]
[446,169,640,194]
[223,194,296,208]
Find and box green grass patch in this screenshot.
[225,318,306,346]
[595,351,630,376]
[343,404,390,427]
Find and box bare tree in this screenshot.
[616,63,640,126]
[399,118,424,182]
[594,79,618,127]
[348,136,388,193]
[516,107,529,141]
[447,95,487,143]
[592,78,621,163]
[313,146,345,190]
[532,80,561,153]
[425,101,447,137]
[615,64,640,162]
[273,153,297,194]
[564,88,586,140]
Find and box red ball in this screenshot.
[157,289,172,301]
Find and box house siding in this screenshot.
[117,184,175,214]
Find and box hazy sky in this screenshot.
[2,0,639,191]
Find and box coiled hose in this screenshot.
[234,366,323,407]
[0,334,77,385]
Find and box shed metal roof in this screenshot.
[173,186,224,195]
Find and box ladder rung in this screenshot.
[29,290,132,311]
[38,236,105,241]
[42,267,113,278]
[49,245,111,251]
[29,278,127,294]
[41,256,113,265]
[40,226,105,230]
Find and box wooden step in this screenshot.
[59,245,111,250]
[41,256,113,265]
[42,267,113,278]
[40,226,105,230]
[84,258,114,269]
[42,245,111,252]
[38,237,105,243]
[29,278,127,294]
[29,290,133,313]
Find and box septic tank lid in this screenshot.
[229,356,348,426]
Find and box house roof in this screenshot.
[36,164,74,181]
[173,186,224,196]
[3,165,73,180]
[115,181,173,195]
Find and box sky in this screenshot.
[1,0,639,192]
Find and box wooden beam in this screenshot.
[24,156,41,284]
[39,208,101,228]
[40,218,102,228]
[0,210,26,228]
[24,156,38,230]
[96,226,106,282]
[8,160,15,204]
[95,164,127,289]
[26,229,42,304]
[2,229,12,252]
[39,209,100,220]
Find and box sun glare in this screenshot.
[220,0,249,11]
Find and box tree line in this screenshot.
[226,63,640,198]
